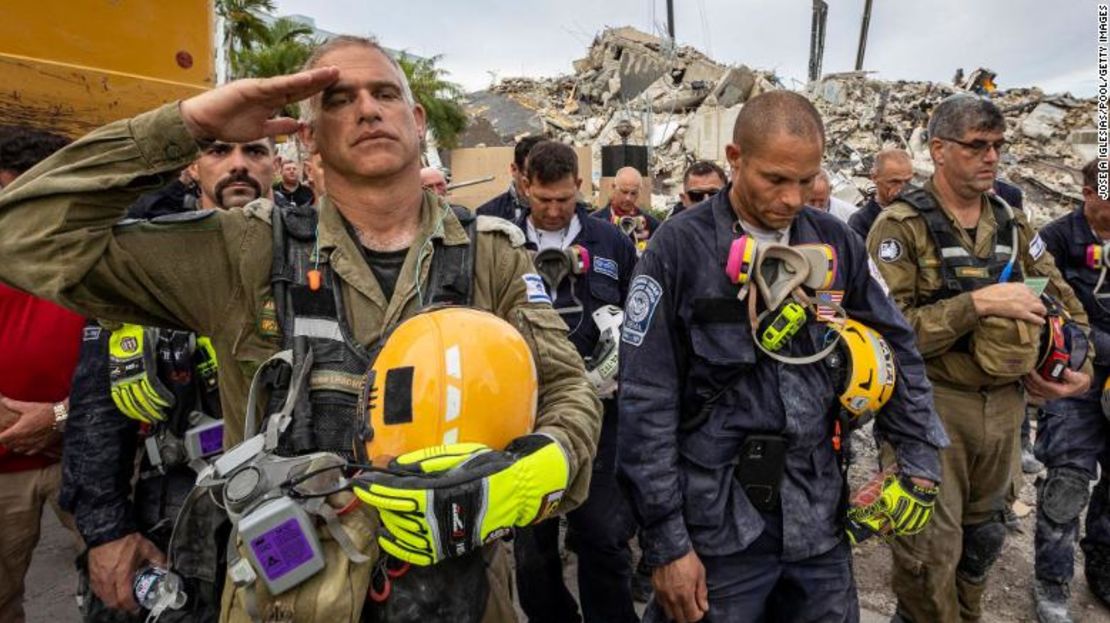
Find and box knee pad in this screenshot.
[1085,541,1110,605]
[1040,466,1091,525]
[956,519,1007,584]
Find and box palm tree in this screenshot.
[235,17,316,79]
[216,0,277,78]
[396,53,468,149]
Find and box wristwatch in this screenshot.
[52,402,69,433]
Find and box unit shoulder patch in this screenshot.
[622,275,663,347]
[877,238,904,263]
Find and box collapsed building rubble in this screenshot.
[456,26,1096,224]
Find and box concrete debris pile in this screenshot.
[811,71,1097,226]
[458,26,781,207]
[458,27,1096,223]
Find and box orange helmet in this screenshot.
[357,307,538,462]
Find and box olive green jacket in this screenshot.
[0,101,601,499]
[867,180,1091,389]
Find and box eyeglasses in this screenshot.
[686,188,721,202]
[939,136,1008,156]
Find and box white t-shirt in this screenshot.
[526,214,582,251]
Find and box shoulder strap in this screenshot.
[423,206,478,306]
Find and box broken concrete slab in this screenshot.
[1021,102,1067,140]
[709,65,756,109]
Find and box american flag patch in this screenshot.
[815,290,844,322]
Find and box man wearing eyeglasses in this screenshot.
[1027,157,1110,623]
[867,94,1092,623]
[667,160,727,219]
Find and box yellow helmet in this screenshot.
[357,308,538,463]
[831,319,896,419]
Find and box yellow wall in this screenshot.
[0,0,214,137]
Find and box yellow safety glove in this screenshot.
[354,434,570,566]
[194,335,219,391]
[846,472,938,544]
[108,324,174,423]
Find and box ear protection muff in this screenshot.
[794,244,839,290]
[726,235,758,286]
[1087,244,1103,269]
[568,244,591,275]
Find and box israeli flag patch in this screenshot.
[522,273,552,304]
[1030,233,1046,261]
[623,275,662,347]
[594,257,619,280]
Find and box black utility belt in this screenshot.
[733,434,787,513]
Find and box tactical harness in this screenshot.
[262,204,478,460]
[899,187,1022,305]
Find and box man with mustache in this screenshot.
[0,35,598,622]
[59,138,276,621]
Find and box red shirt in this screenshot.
[0,283,85,472]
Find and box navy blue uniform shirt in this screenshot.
[517,204,638,357]
[617,186,946,566]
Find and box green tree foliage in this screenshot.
[216,0,276,77]
[396,53,468,149]
[236,17,316,79]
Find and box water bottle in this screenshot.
[132,566,187,613]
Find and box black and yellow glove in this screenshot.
[108,324,174,423]
[847,473,937,543]
[882,474,938,535]
[353,434,569,566]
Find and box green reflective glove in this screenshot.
[108,324,174,423]
[846,472,937,543]
[353,434,570,566]
[194,335,219,391]
[878,474,937,536]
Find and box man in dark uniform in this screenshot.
[668,160,727,219]
[593,166,659,255]
[848,148,913,240]
[475,135,544,221]
[618,90,947,622]
[1030,157,1110,623]
[510,141,639,623]
[272,160,315,207]
[61,138,275,621]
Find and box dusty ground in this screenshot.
[849,423,1110,623]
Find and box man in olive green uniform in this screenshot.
[868,94,1092,622]
[0,36,600,622]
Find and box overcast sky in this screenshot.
[274,0,1097,97]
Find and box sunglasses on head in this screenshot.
[686,188,721,203]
